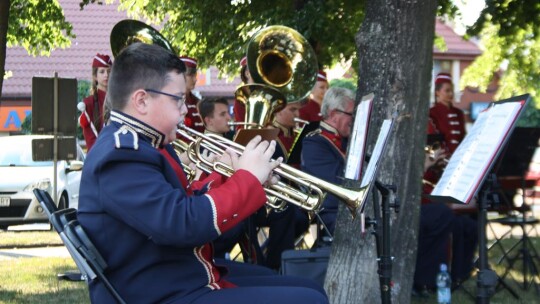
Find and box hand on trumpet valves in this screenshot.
[201,148,233,169]
[225,135,283,184]
[178,151,192,167]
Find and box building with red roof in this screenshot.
[0,3,497,134]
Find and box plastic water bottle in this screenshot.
[436,263,451,304]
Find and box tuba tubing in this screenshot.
[177,124,368,217]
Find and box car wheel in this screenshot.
[0,225,8,231]
[57,193,68,210]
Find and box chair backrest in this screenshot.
[33,188,58,219]
[33,189,96,281]
[64,219,126,304]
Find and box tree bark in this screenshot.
[325,1,437,303]
[0,0,10,99]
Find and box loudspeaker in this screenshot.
[32,137,77,161]
[31,76,78,136]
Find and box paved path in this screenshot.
[0,246,70,260]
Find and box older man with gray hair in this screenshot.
[301,87,355,242]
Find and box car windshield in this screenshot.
[0,141,53,167]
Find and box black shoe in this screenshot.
[412,285,430,298]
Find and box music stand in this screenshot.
[429,94,531,304]
[489,127,540,295]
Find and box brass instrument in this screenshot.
[235,84,286,129]
[246,26,318,103]
[171,140,197,182]
[177,125,368,217]
[110,20,176,57]
[236,25,318,129]
[228,121,259,128]
[293,117,309,136]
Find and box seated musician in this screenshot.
[413,119,477,295]
[198,97,234,139]
[78,43,327,304]
[233,56,252,131]
[301,87,355,240]
[179,56,206,133]
[252,102,310,269]
[298,70,329,122]
[197,97,248,259]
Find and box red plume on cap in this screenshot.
[92,53,112,68]
[435,72,452,86]
[240,56,247,67]
[317,70,327,82]
[179,56,198,69]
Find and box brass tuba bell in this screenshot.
[235,25,318,129]
[110,20,176,57]
[235,84,286,128]
[246,25,318,103]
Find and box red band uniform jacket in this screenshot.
[429,102,465,154]
[299,98,322,122]
[81,89,106,150]
[184,91,205,133]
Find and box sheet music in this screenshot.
[344,93,374,180]
[431,101,524,204]
[361,119,392,187]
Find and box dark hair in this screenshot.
[107,43,186,110]
[198,97,229,120]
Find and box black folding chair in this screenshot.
[33,189,85,281]
[33,189,126,304]
[64,219,126,304]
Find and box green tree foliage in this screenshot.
[82,0,365,74]
[7,0,74,56]
[0,0,75,97]
[461,0,540,119]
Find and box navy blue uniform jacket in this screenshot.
[300,122,346,233]
[78,111,266,303]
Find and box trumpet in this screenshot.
[176,124,368,217]
[293,117,309,135]
[228,121,259,128]
[171,140,197,182]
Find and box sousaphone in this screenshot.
[110,19,175,57]
[246,25,318,104]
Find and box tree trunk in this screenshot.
[325,1,437,303]
[0,0,10,99]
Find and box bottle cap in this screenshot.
[440,263,447,271]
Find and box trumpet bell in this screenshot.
[234,84,286,128]
[247,25,318,103]
[110,19,175,57]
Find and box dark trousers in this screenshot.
[414,203,454,288]
[451,214,478,282]
[190,275,328,304]
[266,205,311,268]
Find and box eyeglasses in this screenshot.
[145,88,186,107]
[335,109,353,116]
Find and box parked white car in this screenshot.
[0,135,84,229]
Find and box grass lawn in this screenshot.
[0,230,62,248]
[413,237,540,304]
[0,257,89,304]
[1,231,539,303]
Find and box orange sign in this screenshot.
[0,106,32,131]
